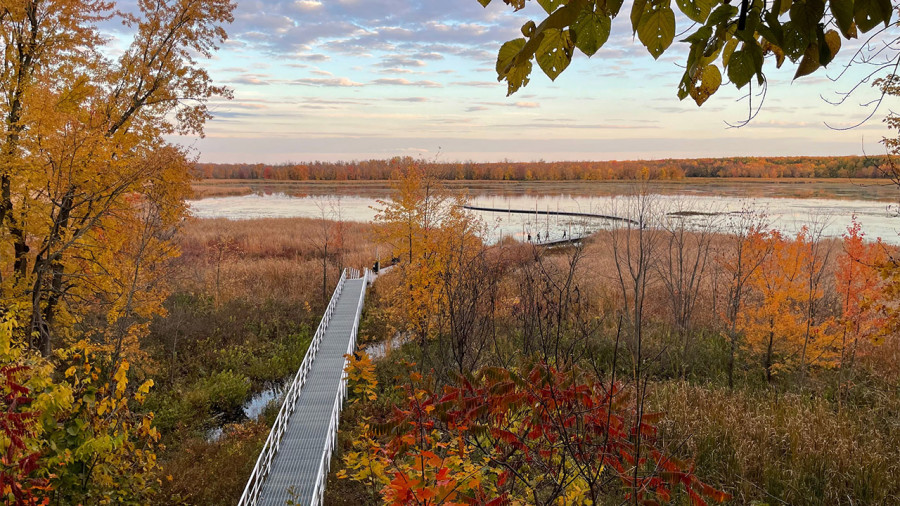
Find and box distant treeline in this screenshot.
[193,155,891,181]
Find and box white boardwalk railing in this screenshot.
[309,267,366,503]
[238,268,367,506]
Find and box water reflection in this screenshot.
[188,192,898,244]
[206,383,285,442]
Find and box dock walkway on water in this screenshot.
[239,269,368,506]
[461,204,640,226]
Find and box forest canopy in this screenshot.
[194,155,890,181]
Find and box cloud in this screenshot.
[388,97,430,102]
[209,100,270,111]
[303,97,366,105]
[225,0,527,60]
[375,55,427,68]
[377,68,422,74]
[751,120,815,129]
[310,69,333,76]
[412,51,444,60]
[292,0,324,12]
[371,78,442,88]
[293,77,365,87]
[489,122,658,130]
[239,21,361,52]
[452,81,498,87]
[294,97,369,110]
[294,53,331,62]
[222,39,248,49]
[209,111,267,119]
[229,74,271,85]
[475,101,540,109]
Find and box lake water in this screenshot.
[188,188,900,244]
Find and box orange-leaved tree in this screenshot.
[738,230,802,382]
[716,211,771,388]
[834,218,887,396]
[738,228,832,383]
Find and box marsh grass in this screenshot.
[153,216,900,505]
[652,381,900,504]
[149,217,378,503]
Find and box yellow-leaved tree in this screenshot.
[374,165,449,345]
[373,164,485,357]
[0,0,234,501]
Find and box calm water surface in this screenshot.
[188,186,899,244]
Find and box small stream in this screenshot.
[206,382,286,442]
[207,340,410,443]
[361,333,410,360]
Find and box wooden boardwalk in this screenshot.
[240,270,368,506]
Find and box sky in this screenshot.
[109,0,899,163]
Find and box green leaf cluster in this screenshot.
[480,0,891,103]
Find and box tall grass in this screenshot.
[156,214,900,504]
[651,381,900,504]
[147,217,379,504]
[175,217,376,306]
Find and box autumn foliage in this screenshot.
[374,165,485,346]
[195,155,889,181]
[329,163,900,504]
[721,220,890,384]
[341,360,729,505]
[0,0,234,501]
[0,362,48,505]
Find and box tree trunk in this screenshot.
[765,328,775,384]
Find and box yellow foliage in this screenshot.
[345,352,378,402]
[373,164,485,343]
[0,1,234,500]
[339,423,392,488]
[0,0,231,361]
[114,360,130,397]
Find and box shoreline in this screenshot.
[191,177,899,203]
